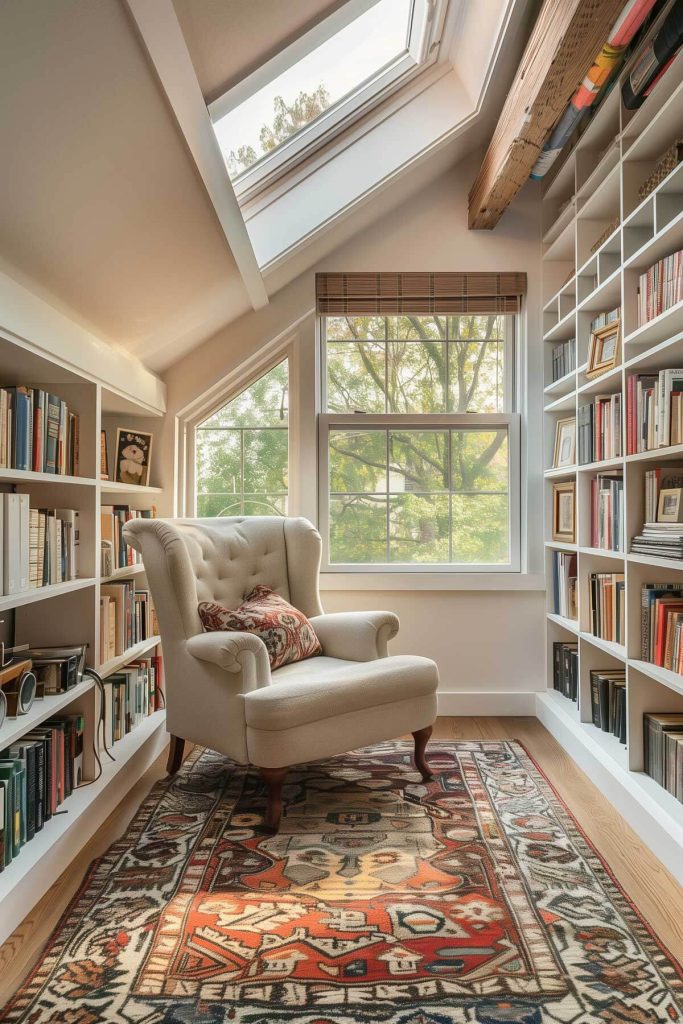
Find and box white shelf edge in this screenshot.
[577,456,623,473]
[544,465,578,479]
[627,658,683,697]
[545,540,577,552]
[579,631,626,662]
[0,678,95,750]
[0,711,168,945]
[100,563,146,583]
[546,611,579,634]
[99,636,161,679]
[99,481,163,495]
[537,692,683,884]
[578,546,624,560]
[0,469,96,487]
[0,577,96,613]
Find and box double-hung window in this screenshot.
[317,272,526,571]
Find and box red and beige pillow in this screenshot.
[198,585,322,671]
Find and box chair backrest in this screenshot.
[123,516,324,645]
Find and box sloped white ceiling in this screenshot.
[0,0,535,372]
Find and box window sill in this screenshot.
[318,572,546,592]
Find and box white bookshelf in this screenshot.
[541,48,683,883]
[0,328,167,941]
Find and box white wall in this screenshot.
[162,152,546,712]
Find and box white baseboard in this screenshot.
[437,691,540,715]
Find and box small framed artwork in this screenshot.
[657,487,683,523]
[553,417,576,469]
[586,319,621,379]
[115,429,153,487]
[100,430,109,480]
[553,481,576,542]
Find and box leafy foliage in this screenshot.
[226,85,331,178]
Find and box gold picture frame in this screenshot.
[553,481,576,543]
[553,417,576,469]
[586,319,621,379]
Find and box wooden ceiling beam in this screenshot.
[468,0,627,230]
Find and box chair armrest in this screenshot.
[186,632,271,688]
[308,611,399,661]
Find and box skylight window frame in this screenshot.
[209,0,446,200]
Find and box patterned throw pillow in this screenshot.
[198,585,322,671]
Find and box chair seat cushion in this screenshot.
[244,654,438,732]
[198,585,322,671]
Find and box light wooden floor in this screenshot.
[0,717,681,1006]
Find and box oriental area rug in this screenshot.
[2,742,682,1024]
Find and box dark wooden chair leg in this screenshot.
[166,735,186,775]
[412,725,433,781]
[259,766,288,832]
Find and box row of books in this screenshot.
[578,394,622,464]
[590,472,623,551]
[551,551,577,620]
[552,641,577,702]
[98,654,163,750]
[589,669,626,744]
[640,583,683,672]
[644,713,683,803]
[551,338,576,382]
[99,582,156,664]
[0,715,84,871]
[0,387,79,476]
[637,248,683,326]
[101,505,155,573]
[0,495,79,596]
[589,572,625,646]
[626,370,683,453]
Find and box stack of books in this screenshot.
[552,641,578,702]
[101,504,156,574]
[0,715,84,872]
[589,669,626,743]
[552,551,577,619]
[578,394,622,464]
[640,583,683,672]
[631,523,683,560]
[1,496,79,596]
[100,654,163,748]
[590,471,623,551]
[0,387,79,475]
[551,338,576,382]
[99,582,155,664]
[644,713,683,801]
[588,572,625,645]
[626,369,683,453]
[638,248,683,325]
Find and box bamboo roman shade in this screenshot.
[316,272,527,315]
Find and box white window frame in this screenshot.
[188,353,292,519]
[209,0,447,201]
[318,413,521,573]
[317,312,521,573]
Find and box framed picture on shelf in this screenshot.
[586,319,621,379]
[553,417,576,469]
[657,487,683,523]
[100,430,109,480]
[553,481,576,542]
[114,429,153,487]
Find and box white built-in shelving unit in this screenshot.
[539,50,683,882]
[0,330,168,943]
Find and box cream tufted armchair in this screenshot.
[123,516,439,831]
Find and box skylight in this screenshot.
[211,0,427,187]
